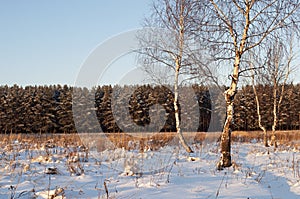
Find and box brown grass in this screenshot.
[1,130,300,151]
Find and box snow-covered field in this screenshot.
[0,136,299,199]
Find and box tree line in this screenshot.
[0,84,299,134]
[0,84,211,134]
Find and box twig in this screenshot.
[215,172,226,199]
[104,180,109,199]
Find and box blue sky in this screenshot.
[0,1,150,86]
[0,1,299,86]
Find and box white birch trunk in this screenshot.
[270,84,278,147]
[251,66,269,147]
[217,55,239,169]
[173,0,193,153]
[217,91,233,169]
[174,61,193,153]
[254,87,269,147]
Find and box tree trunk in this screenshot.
[270,81,278,148]
[217,91,233,170]
[174,60,193,153]
[263,128,269,147]
[271,66,289,148]
[217,53,240,170]
[270,107,278,147]
[257,103,269,147]
[173,1,193,154]
[251,76,269,147]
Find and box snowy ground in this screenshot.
[0,137,299,199]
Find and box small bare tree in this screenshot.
[195,0,300,169]
[250,39,294,147]
[249,55,269,147]
[266,38,294,147]
[138,0,204,153]
[250,35,295,148]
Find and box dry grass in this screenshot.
[232,130,300,146]
[1,130,300,151]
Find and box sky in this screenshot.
[0,1,151,86]
[0,1,299,87]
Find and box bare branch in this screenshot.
[232,0,245,15]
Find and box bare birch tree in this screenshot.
[195,0,300,169]
[250,58,269,147]
[138,0,204,153]
[249,35,295,148]
[267,38,294,148]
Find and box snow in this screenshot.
[0,138,299,199]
